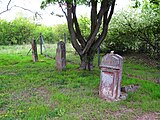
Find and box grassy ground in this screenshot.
[0,45,160,120]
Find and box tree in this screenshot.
[41,0,116,70]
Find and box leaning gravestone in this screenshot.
[99,51,123,101]
[32,38,38,62]
[56,41,66,71]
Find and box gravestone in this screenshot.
[56,41,66,71]
[99,51,123,101]
[32,38,38,62]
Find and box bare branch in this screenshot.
[0,0,12,14]
[58,1,67,18]
[0,10,8,15]
[7,0,12,9]
[0,0,42,19]
[14,5,42,19]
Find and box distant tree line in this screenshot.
[0,17,69,45]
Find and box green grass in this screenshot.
[0,45,160,120]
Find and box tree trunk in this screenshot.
[64,0,116,70]
[79,53,94,70]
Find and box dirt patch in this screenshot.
[125,73,157,82]
[137,112,160,120]
[107,107,160,120]
[0,72,17,76]
[113,108,134,117]
[124,53,159,67]
[11,86,51,104]
[32,86,51,103]
[106,106,135,119]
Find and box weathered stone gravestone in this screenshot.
[32,38,38,62]
[56,41,66,71]
[99,51,123,101]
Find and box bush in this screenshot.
[102,9,160,58]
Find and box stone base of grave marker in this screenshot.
[56,41,66,71]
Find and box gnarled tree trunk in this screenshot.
[79,52,94,70]
[62,0,116,70]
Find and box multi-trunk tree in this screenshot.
[41,0,116,70]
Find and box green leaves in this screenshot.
[0,17,66,45]
[132,0,160,13]
[131,0,141,8]
[102,7,160,58]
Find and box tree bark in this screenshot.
[79,53,94,70]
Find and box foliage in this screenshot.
[0,15,91,45]
[78,16,90,40]
[102,0,160,58]
[10,17,36,44]
[0,19,10,45]
[102,8,160,58]
[132,0,160,12]
[0,45,160,119]
[0,17,69,45]
[52,24,69,43]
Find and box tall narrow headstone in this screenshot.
[56,41,66,71]
[99,51,123,101]
[32,38,38,62]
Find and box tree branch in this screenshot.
[82,0,109,55]
[91,0,116,52]
[14,5,42,18]
[90,0,97,34]
[66,3,82,55]
[72,2,86,48]
[0,0,12,14]
[58,1,67,18]
[0,0,42,19]
[7,0,12,9]
[106,0,116,25]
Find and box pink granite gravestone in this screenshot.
[56,41,66,71]
[99,51,123,101]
